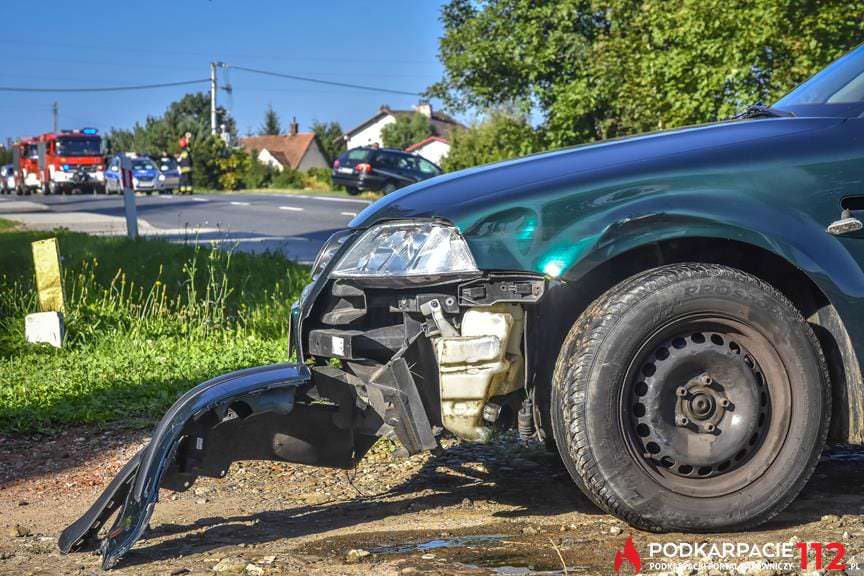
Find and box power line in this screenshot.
[0,79,209,93]
[228,65,423,96]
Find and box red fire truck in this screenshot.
[13,128,105,195]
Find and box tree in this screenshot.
[442,111,542,172]
[429,0,864,148]
[311,120,345,163]
[259,104,282,136]
[381,113,434,150]
[110,92,236,155]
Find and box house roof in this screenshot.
[405,136,450,153]
[239,133,317,170]
[345,106,465,139]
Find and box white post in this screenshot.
[119,155,138,239]
[210,62,218,135]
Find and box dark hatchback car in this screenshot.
[332,147,442,195]
[62,44,864,570]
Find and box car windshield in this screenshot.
[775,44,864,116]
[158,157,177,171]
[57,137,102,157]
[132,160,155,171]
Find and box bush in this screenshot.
[442,111,543,172]
[271,168,304,189]
[302,167,333,190]
[241,151,274,189]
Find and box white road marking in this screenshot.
[269,193,371,204]
[340,211,357,217]
[279,206,303,212]
[192,198,209,202]
[229,201,250,206]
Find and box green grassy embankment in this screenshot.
[0,219,309,433]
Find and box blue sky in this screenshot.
[0,1,453,144]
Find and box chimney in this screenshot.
[289,116,299,136]
[415,101,432,118]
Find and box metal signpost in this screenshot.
[119,155,139,239]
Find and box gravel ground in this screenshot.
[2,424,864,575]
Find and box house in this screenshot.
[344,102,463,162]
[405,136,451,166]
[240,120,329,172]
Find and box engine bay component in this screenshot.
[426,303,525,441]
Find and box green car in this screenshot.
[63,45,864,568]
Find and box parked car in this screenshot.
[155,155,180,194]
[62,45,864,569]
[105,154,160,194]
[0,165,14,194]
[332,147,442,195]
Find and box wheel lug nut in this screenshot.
[676,387,688,397]
[705,423,716,433]
[700,374,713,385]
[677,416,689,426]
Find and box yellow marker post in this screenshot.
[31,238,65,312]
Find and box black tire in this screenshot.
[382,182,397,195]
[551,263,830,532]
[345,186,361,196]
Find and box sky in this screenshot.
[0,1,454,144]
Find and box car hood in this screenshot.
[351,117,843,231]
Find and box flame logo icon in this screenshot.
[614,535,642,573]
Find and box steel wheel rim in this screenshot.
[621,315,792,498]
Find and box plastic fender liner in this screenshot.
[59,363,311,570]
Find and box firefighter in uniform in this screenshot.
[177,133,193,195]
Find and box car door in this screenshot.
[106,157,121,191]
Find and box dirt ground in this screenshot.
[1,425,863,576]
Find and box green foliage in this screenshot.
[105,92,236,155]
[311,120,345,164]
[0,228,309,432]
[442,111,543,171]
[188,135,226,190]
[430,0,864,148]
[271,167,304,189]
[381,113,434,150]
[303,167,333,189]
[0,145,13,165]
[260,103,282,136]
[240,150,275,189]
[216,147,253,191]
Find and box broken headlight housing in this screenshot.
[331,222,478,278]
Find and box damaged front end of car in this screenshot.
[60,219,545,569]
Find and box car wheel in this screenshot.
[551,263,830,532]
[382,183,397,195]
[345,187,361,196]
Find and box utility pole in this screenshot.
[210,62,223,135]
[51,102,58,132]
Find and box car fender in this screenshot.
[540,191,864,443]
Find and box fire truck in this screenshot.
[13,129,105,194]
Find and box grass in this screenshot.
[0,219,310,433]
[0,218,19,232]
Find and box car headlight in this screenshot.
[311,230,353,280]
[158,174,166,181]
[132,177,139,185]
[331,222,477,278]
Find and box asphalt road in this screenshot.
[0,192,372,263]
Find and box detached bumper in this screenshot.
[59,363,312,569]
